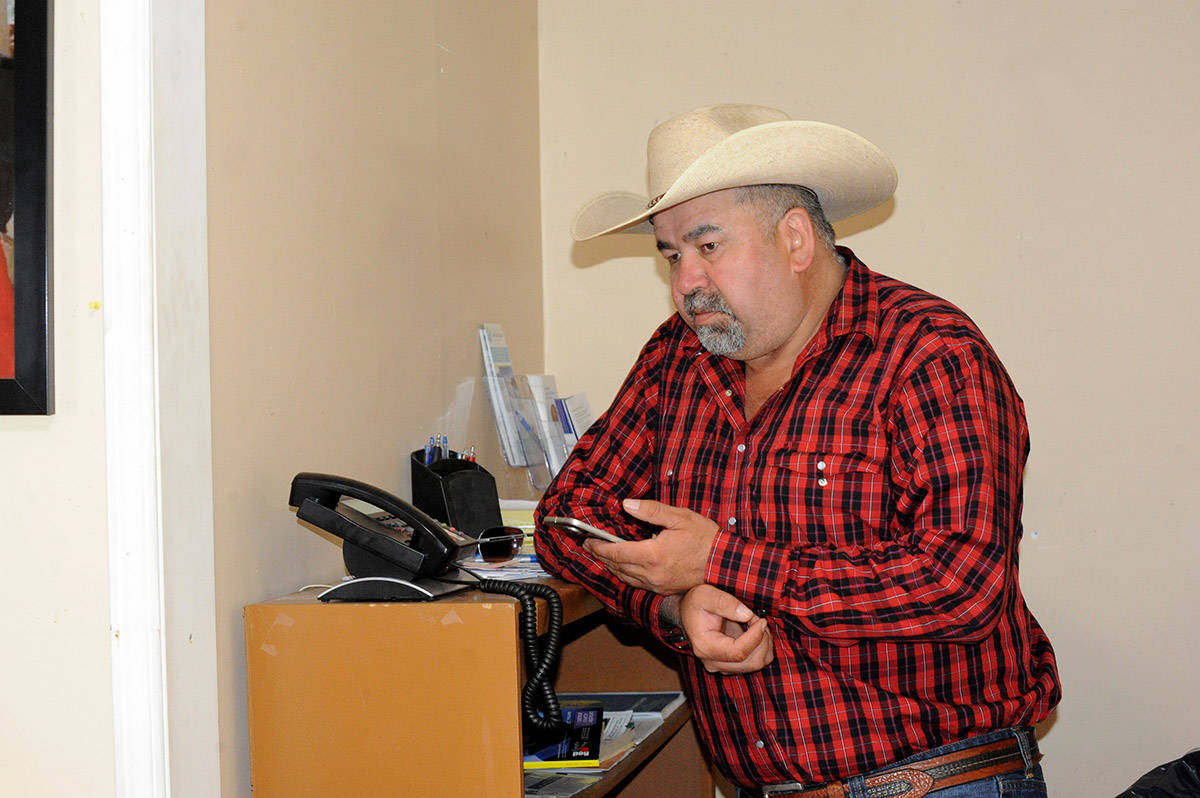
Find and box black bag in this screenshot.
[1117,751,1200,798]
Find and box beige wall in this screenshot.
[539,2,1200,794]
[0,1,115,795]
[8,3,1196,795]
[205,0,541,794]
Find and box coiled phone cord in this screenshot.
[468,578,565,732]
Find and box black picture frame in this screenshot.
[0,0,52,414]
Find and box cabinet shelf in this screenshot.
[574,699,692,797]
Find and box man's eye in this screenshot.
[700,242,718,254]
[664,252,681,264]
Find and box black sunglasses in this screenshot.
[474,526,527,563]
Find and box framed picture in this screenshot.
[0,0,51,414]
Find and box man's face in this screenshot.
[653,189,801,362]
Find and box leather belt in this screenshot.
[761,735,1040,798]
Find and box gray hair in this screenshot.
[734,184,837,253]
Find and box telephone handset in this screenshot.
[288,472,476,581]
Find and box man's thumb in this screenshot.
[623,497,674,524]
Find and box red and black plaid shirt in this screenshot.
[535,248,1060,787]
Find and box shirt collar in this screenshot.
[826,245,880,348]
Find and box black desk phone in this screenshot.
[288,471,566,732]
[289,471,477,582]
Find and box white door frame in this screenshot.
[101,1,220,795]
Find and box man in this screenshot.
[535,104,1060,797]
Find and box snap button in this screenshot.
[755,740,765,749]
[666,469,673,477]
[737,443,746,453]
[724,389,732,397]
[818,478,828,487]
[728,516,737,526]
[817,460,827,470]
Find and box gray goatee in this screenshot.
[683,290,746,356]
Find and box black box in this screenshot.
[522,700,604,769]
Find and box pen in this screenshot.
[442,434,449,460]
[425,436,435,465]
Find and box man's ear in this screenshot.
[778,207,817,272]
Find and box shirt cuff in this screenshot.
[636,592,690,653]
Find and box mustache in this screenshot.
[683,290,735,318]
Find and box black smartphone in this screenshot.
[543,515,622,543]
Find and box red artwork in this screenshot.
[1,239,12,379]
[1,0,14,380]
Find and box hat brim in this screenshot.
[570,120,897,241]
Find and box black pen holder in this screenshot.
[409,450,502,538]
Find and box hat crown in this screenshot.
[646,104,790,200]
[569,102,897,240]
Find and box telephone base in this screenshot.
[318,572,474,603]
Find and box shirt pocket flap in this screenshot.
[771,448,880,476]
[767,447,888,545]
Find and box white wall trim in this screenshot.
[102,1,219,795]
[101,0,169,792]
[152,0,222,793]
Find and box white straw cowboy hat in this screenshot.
[571,104,898,241]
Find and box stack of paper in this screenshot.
[523,772,601,798]
[459,556,548,582]
[555,691,686,718]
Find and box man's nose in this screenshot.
[672,252,710,295]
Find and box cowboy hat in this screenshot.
[571,104,898,241]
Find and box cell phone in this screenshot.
[543,516,622,543]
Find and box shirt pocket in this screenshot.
[765,447,888,548]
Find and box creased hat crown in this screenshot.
[647,105,790,202]
[570,103,897,241]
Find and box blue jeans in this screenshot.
[738,727,1047,797]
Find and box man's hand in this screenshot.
[582,498,718,595]
[679,584,774,674]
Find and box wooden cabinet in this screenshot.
[244,580,714,797]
